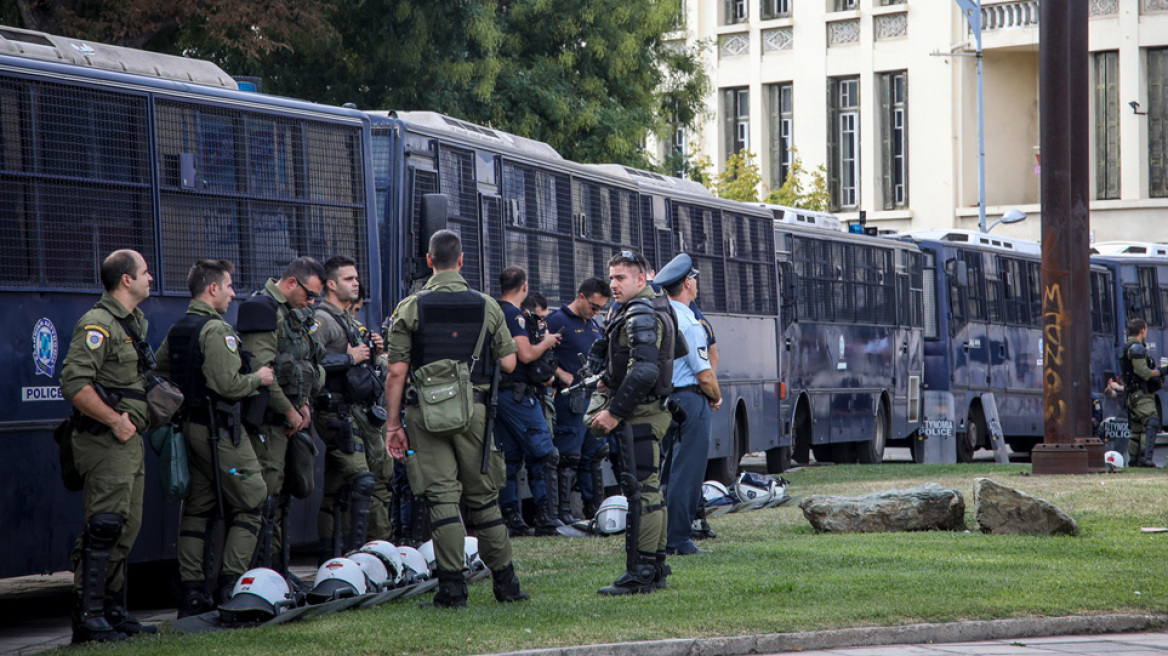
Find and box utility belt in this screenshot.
[673,385,701,395]
[404,388,488,407]
[499,380,542,400]
[73,385,146,436]
[185,399,244,446]
[319,392,389,428]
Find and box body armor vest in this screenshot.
[512,310,557,386]
[1122,341,1160,394]
[605,295,683,399]
[167,314,217,409]
[271,300,324,403]
[316,305,377,403]
[411,290,492,385]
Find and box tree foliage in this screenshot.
[764,146,831,211]
[714,150,763,203]
[0,0,708,167]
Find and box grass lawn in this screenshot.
[89,463,1168,655]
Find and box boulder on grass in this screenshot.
[973,478,1079,536]
[799,483,965,533]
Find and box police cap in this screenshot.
[654,253,699,288]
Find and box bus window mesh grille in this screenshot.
[572,179,640,297]
[501,162,574,305]
[482,195,504,299]
[438,145,483,292]
[1,79,152,289]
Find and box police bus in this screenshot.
[1,27,377,578]
[768,207,925,466]
[364,111,782,484]
[901,230,1116,462]
[1090,241,1168,444]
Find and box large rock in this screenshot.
[973,478,1079,536]
[799,483,965,533]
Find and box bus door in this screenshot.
[984,256,1011,421]
[952,250,990,396]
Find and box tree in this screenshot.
[715,150,763,202]
[765,147,830,211]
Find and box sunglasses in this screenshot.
[589,302,606,313]
[295,278,320,301]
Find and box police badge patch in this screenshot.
[516,316,526,330]
[33,318,59,377]
[698,346,709,361]
[225,335,238,352]
[86,330,105,350]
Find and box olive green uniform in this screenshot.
[355,317,393,541]
[156,299,267,585]
[312,299,374,550]
[1124,336,1160,465]
[385,271,517,575]
[59,294,149,596]
[236,279,324,562]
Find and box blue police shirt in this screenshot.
[545,304,604,381]
[502,302,535,384]
[671,299,710,388]
[690,301,716,346]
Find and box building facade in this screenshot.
[661,0,1168,242]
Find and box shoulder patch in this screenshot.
[225,334,238,352]
[698,346,709,361]
[516,316,526,330]
[309,320,320,334]
[85,330,105,350]
[83,325,110,338]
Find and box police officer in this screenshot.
[59,249,158,643]
[547,277,612,522]
[384,229,528,608]
[236,257,326,572]
[313,256,381,559]
[496,267,564,535]
[350,292,394,541]
[1121,317,1166,467]
[156,260,275,615]
[656,254,722,557]
[590,250,685,595]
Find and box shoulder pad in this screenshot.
[236,295,279,333]
[1129,342,1147,359]
[625,296,655,317]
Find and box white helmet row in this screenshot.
[464,536,487,576]
[219,568,295,620]
[308,557,367,603]
[358,540,404,586]
[348,552,392,590]
[593,495,628,534]
[397,545,431,584]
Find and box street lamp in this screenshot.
[954,0,987,232]
[987,208,1026,232]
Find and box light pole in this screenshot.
[954,0,986,233]
[987,208,1026,232]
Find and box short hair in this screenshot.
[188,259,235,297]
[522,291,548,313]
[100,250,140,292]
[500,266,527,295]
[281,256,326,285]
[663,279,686,298]
[1128,317,1147,336]
[429,230,462,269]
[578,277,611,299]
[324,255,358,282]
[607,249,650,274]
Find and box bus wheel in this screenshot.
[858,402,888,464]
[765,446,791,473]
[706,417,743,485]
[810,443,835,463]
[959,407,985,463]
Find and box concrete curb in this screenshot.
[483,613,1168,656]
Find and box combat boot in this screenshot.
[72,601,127,644]
[72,513,127,644]
[214,573,238,606]
[532,504,565,536]
[597,554,657,596]
[503,507,534,537]
[557,467,582,525]
[491,563,530,603]
[423,570,468,609]
[652,551,671,590]
[177,581,214,619]
[104,589,158,636]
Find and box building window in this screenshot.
[671,0,686,30]
[1149,48,1168,198]
[761,0,791,19]
[828,77,859,210]
[670,123,687,177]
[725,0,748,24]
[723,87,750,160]
[880,71,908,209]
[768,83,794,189]
[879,0,906,5]
[833,0,858,11]
[1093,51,1120,200]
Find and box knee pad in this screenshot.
[86,513,124,551]
[543,446,560,470]
[561,450,582,469]
[351,471,376,499]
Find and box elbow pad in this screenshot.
[321,353,354,374]
[609,360,660,418]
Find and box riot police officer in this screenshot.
[1121,317,1166,467]
[589,250,685,595]
[59,249,158,643]
[313,256,382,559]
[496,267,564,535]
[236,257,326,573]
[350,292,393,541]
[156,260,275,615]
[384,229,528,608]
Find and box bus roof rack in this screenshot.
[384,110,563,161]
[1090,241,1168,257]
[581,164,712,196]
[902,229,1041,255]
[0,26,238,89]
[759,203,844,232]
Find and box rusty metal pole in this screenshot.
[1032,0,1101,474]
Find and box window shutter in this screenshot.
[723,88,736,163]
[768,84,781,189]
[827,80,840,211]
[1151,49,1167,198]
[724,0,734,24]
[880,73,893,210]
